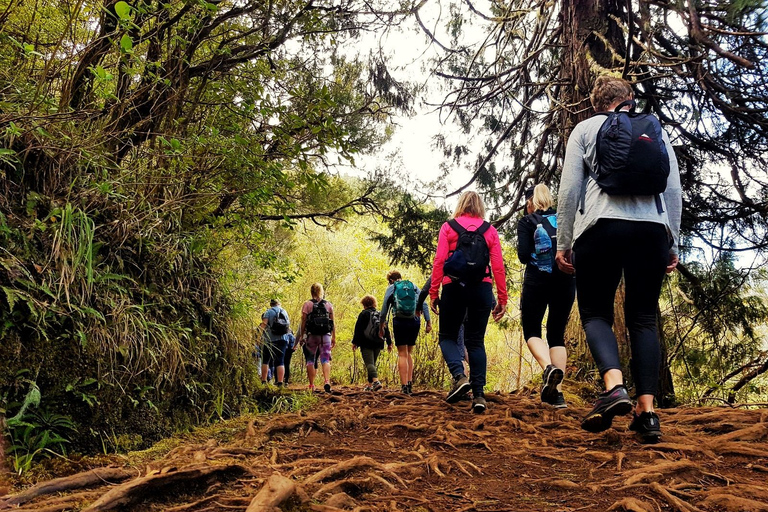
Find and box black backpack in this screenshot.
[362,309,382,344]
[269,308,290,336]
[583,100,670,213]
[306,299,333,335]
[443,220,491,283]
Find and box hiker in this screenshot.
[556,75,681,442]
[283,328,297,386]
[379,271,432,395]
[517,184,576,408]
[429,191,508,413]
[259,299,290,387]
[352,295,393,391]
[298,283,336,392]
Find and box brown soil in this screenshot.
[1,387,767,512]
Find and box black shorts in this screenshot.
[392,316,420,346]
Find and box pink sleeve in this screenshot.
[429,223,451,300]
[487,227,508,306]
[301,301,312,315]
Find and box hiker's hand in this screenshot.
[331,338,336,349]
[556,250,575,274]
[666,253,679,274]
[491,303,506,322]
[425,322,432,334]
[352,344,357,351]
[387,344,393,353]
[430,298,440,315]
[416,309,422,317]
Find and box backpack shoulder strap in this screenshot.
[475,221,491,236]
[447,219,465,235]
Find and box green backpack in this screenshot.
[392,280,417,318]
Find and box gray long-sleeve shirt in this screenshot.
[557,115,683,255]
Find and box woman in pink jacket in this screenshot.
[429,191,507,413]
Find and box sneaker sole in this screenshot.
[542,367,564,402]
[446,382,472,404]
[472,403,486,414]
[581,400,633,433]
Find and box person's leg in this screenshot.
[437,283,470,379]
[406,344,415,387]
[396,345,409,385]
[273,339,287,385]
[463,282,494,398]
[574,221,633,431]
[283,346,294,384]
[261,342,275,384]
[573,221,625,386]
[302,342,318,389]
[320,334,333,391]
[521,282,552,369]
[546,275,576,392]
[623,222,668,414]
[360,347,377,383]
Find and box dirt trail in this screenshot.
[1,388,768,512]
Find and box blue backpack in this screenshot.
[582,100,670,213]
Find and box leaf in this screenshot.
[120,33,133,53]
[114,1,132,19]
[2,286,17,310]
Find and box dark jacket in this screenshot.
[352,307,390,349]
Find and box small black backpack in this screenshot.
[362,309,382,344]
[443,220,491,283]
[582,100,670,213]
[269,308,290,336]
[306,299,333,335]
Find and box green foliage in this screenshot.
[3,379,77,474]
[662,253,768,404]
[0,0,410,457]
[370,193,450,273]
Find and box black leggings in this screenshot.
[520,273,575,347]
[573,219,669,396]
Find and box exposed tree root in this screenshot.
[649,482,702,512]
[82,464,248,512]
[607,497,656,512]
[245,473,297,512]
[702,493,768,511]
[4,388,768,512]
[0,467,132,509]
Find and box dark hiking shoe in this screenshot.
[541,364,564,403]
[629,411,662,444]
[401,384,411,395]
[364,385,373,391]
[549,392,568,409]
[407,381,413,394]
[446,375,471,403]
[472,395,487,414]
[372,381,383,392]
[324,383,332,393]
[581,385,633,433]
[276,382,284,388]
